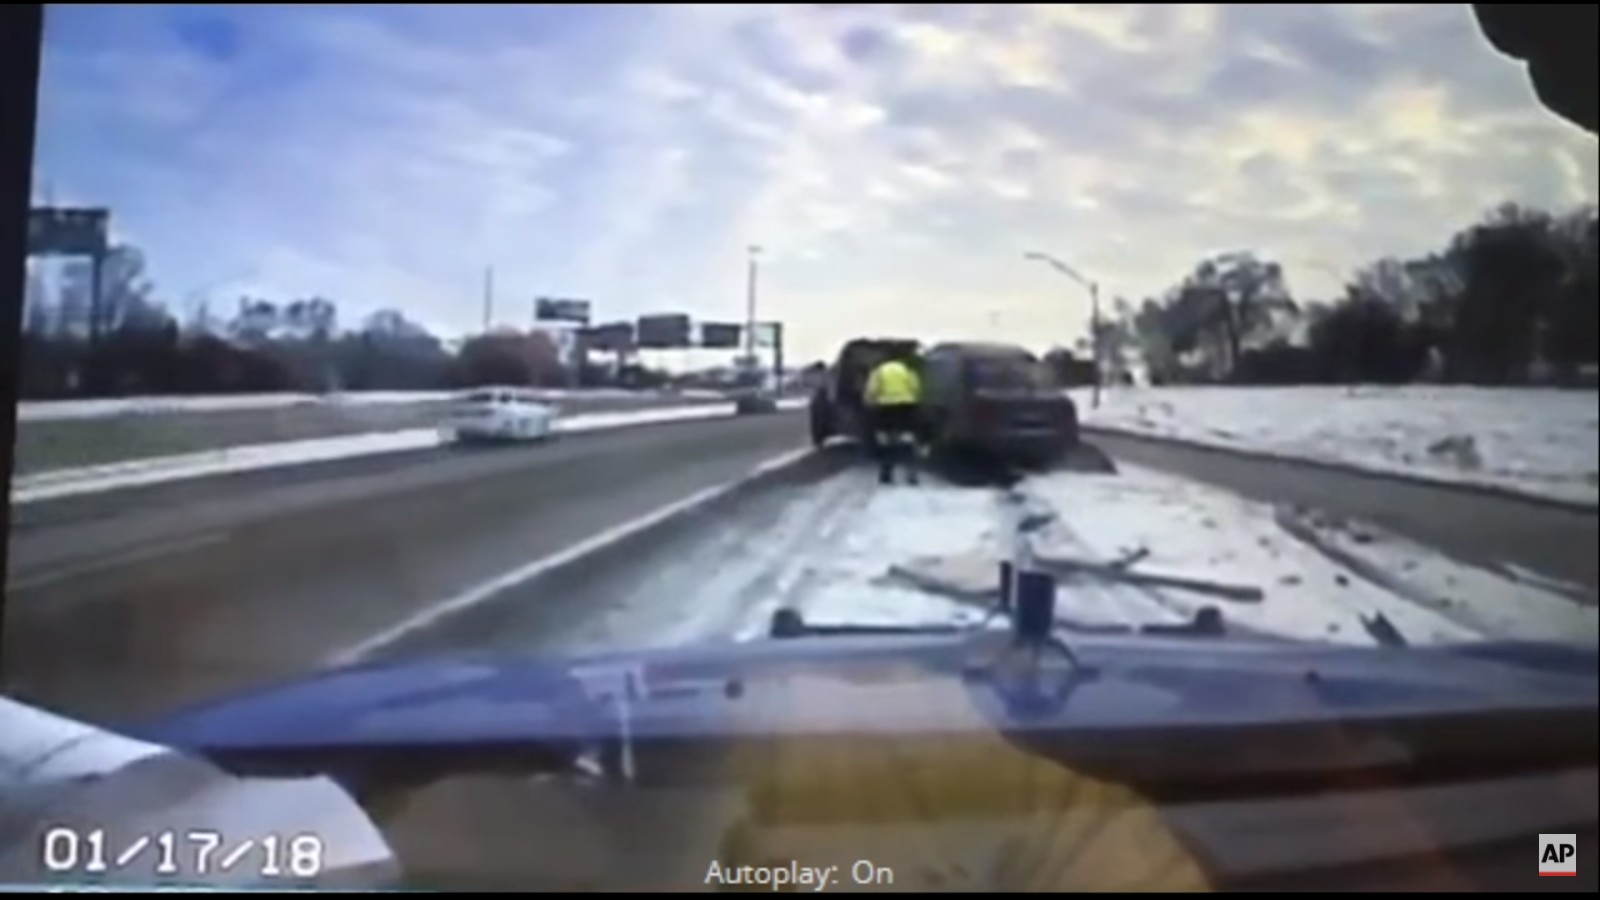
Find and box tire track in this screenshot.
[550,469,876,652]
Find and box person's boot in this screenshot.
[878,462,893,485]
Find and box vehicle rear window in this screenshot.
[965,355,1051,389]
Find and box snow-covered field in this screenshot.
[541,463,1597,656]
[1073,386,1599,507]
[15,388,733,423]
[9,399,811,504]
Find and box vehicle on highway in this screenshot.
[808,337,922,450]
[446,387,555,444]
[920,341,1080,468]
[2,592,1593,891]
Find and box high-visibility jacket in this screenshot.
[864,359,921,407]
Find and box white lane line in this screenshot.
[325,446,815,666]
[6,533,229,596]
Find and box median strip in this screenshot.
[11,399,809,505]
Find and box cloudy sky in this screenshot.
[33,4,1599,363]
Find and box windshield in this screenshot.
[5,2,1596,893]
[967,354,1054,391]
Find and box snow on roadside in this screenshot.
[1023,465,1596,647]
[10,429,445,504]
[16,392,444,422]
[571,460,1596,652]
[15,388,740,423]
[1272,506,1598,644]
[1072,385,1599,507]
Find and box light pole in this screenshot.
[744,244,762,377]
[1025,251,1102,409]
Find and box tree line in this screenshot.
[21,200,1597,398]
[1088,202,1598,388]
[17,247,606,398]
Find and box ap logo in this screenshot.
[1539,833,1577,876]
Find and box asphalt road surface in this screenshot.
[2,411,809,723]
[4,421,1595,728]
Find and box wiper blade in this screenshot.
[767,612,967,639]
[766,605,1227,641]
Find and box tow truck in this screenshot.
[807,337,921,450]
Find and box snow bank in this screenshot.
[1073,385,1599,507]
[11,430,447,504]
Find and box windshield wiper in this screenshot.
[766,605,1226,641]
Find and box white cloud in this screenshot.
[34,3,1599,363]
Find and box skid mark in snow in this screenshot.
[551,470,874,653]
[676,471,877,644]
[565,471,1015,648]
[753,479,1010,635]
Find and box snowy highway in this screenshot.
[3,408,1596,727]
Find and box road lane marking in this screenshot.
[6,534,229,596]
[326,447,815,666]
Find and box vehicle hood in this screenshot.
[127,631,1598,756]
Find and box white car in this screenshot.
[447,387,555,443]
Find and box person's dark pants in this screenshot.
[870,403,921,484]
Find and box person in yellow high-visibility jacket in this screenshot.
[863,353,923,485]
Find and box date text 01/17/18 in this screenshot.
[40,828,326,880]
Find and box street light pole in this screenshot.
[745,244,762,377]
[1025,251,1103,409]
[1088,278,1101,410]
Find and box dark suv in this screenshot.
[920,341,1078,467]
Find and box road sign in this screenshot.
[535,297,592,325]
[699,322,742,349]
[28,207,109,258]
[582,321,635,353]
[636,313,692,349]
